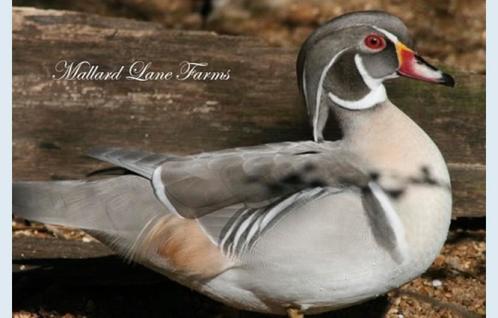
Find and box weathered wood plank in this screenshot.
[13,237,159,285]
[13,7,485,217]
[13,236,113,261]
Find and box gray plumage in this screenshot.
[297,11,411,141]
[13,175,166,259]
[87,147,174,178]
[155,141,370,218]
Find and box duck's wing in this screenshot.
[143,141,407,262]
[14,141,408,275]
[147,141,369,218]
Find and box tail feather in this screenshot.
[13,175,169,250]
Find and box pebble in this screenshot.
[432,279,443,287]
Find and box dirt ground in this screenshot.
[12,0,486,317]
[13,220,485,318]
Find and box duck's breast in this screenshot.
[204,189,412,313]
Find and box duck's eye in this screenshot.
[364,34,386,51]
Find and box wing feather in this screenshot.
[88,147,175,179]
[154,141,369,218]
[15,141,414,264]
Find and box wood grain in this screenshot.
[13,7,485,217]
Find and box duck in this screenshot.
[13,10,455,318]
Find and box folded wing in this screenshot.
[151,141,370,218]
[86,141,408,262]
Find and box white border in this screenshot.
[1,1,12,316]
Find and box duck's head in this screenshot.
[297,11,455,142]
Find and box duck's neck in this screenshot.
[333,99,452,262]
[332,99,447,179]
[333,100,396,145]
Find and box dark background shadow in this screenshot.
[13,256,389,318]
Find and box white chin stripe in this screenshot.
[328,85,386,110]
[354,54,384,90]
[327,54,388,110]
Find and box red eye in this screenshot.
[364,34,386,50]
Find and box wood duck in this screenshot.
[14,10,455,318]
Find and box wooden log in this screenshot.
[13,7,485,218]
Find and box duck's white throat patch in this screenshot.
[328,54,390,110]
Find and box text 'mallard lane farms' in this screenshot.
[52,60,231,81]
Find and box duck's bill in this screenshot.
[395,42,455,87]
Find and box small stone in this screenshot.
[432,279,443,287]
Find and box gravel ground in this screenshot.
[13,221,485,318]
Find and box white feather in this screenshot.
[152,166,182,217]
[313,48,348,141]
